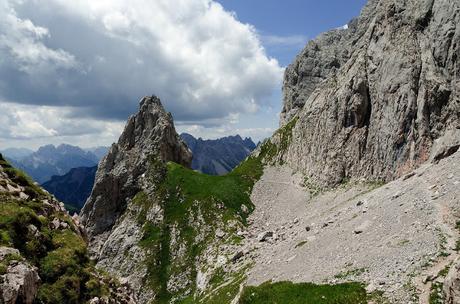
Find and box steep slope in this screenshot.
[0,154,135,303]
[11,144,99,183]
[180,133,256,175]
[281,0,460,186]
[42,166,98,213]
[242,152,460,303]
[81,97,372,304]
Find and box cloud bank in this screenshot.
[0,0,283,147]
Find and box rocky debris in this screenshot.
[0,248,40,304]
[215,228,225,238]
[279,0,460,187]
[444,258,460,304]
[87,273,137,304]
[246,149,460,303]
[81,96,192,248]
[257,231,274,242]
[231,251,244,263]
[431,129,460,163]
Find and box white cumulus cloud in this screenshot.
[0,0,283,138]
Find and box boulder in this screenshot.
[0,248,40,304]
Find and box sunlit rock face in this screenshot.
[281,0,460,186]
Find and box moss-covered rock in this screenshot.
[0,155,135,303]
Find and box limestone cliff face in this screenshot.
[281,0,460,186]
[81,96,192,247]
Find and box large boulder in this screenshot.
[0,247,40,304]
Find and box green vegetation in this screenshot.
[0,154,46,197]
[239,281,367,304]
[429,263,452,304]
[334,268,367,280]
[135,117,302,303]
[138,155,263,303]
[0,155,115,303]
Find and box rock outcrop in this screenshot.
[280,0,460,186]
[81,96,191,249]
[444,258,460,304]
[0,247,40,304]
[0,154,136,303]
[80,96,259,303]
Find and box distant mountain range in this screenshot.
[180,133,256,175]
[2,144,108,184]
[2,136,254,212]
[0,147,34,160]
[42,166,98,213]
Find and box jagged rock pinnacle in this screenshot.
[81,96,192,242]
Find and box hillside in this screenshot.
[0,154,135,303]
[180,133,256,175]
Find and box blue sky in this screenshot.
[0,0,368,149]
[212,0,368,142]
[217,0,368,65]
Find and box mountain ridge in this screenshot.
[8,144,101,184]
[180,133,256,175]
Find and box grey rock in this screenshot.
[0,248,40,304]
[215,228,225,238]
[430,129,460,163]
[444,258,460,304]
[81,96,192,248]
[80,96,193,302]
[257,231,274,242]
[231,251,244,263]
[279,0,460,187]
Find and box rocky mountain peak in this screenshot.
[81,96,191,243]
[278,0,460,186]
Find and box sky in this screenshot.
[0,0,367,150]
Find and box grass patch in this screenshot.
[137,118,301,301]
[0,154,47,198]
[239,281,367,304]
[0,156,119,303]
[429,263,452,304]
